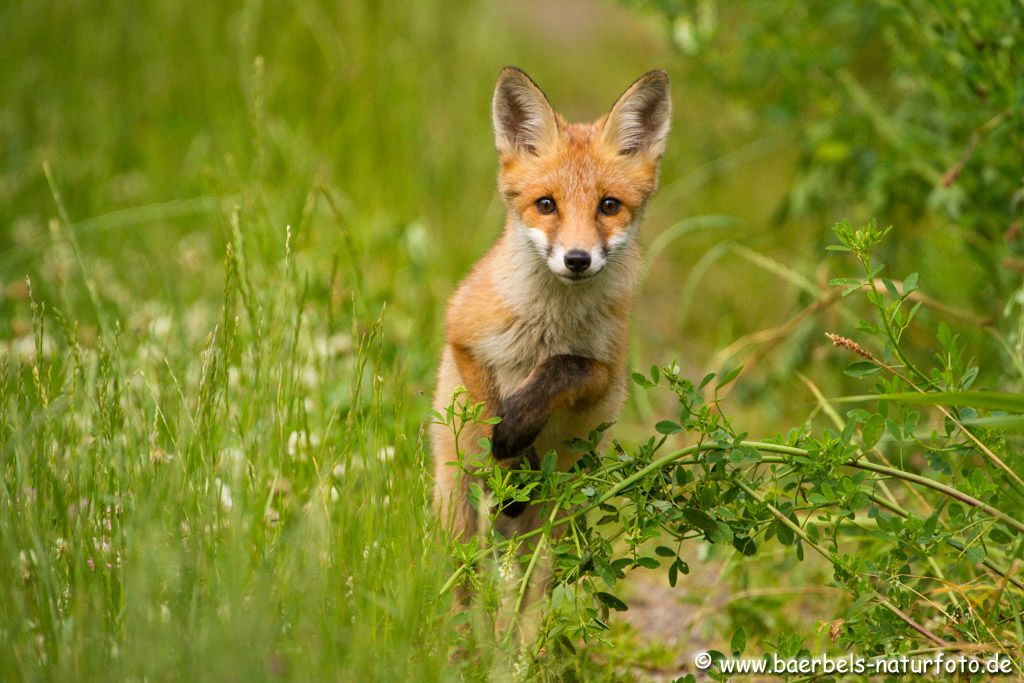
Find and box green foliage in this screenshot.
[446,223,1023,678]
[629,0,1024,374]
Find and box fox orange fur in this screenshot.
[431,67,671,546]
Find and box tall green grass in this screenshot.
[3,178,454,679]
[1,2,680,678]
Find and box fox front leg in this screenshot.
[491,354,611,461]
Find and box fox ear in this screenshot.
[602,70,672,158]
[492,67,559,156]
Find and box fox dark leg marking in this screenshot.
[491,354,610,461]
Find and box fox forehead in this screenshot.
[498,121,659,214]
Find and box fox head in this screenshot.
[492,67,671,284]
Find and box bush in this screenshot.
[443,219,1024,678]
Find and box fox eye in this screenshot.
[535,197,557,215]
[599,197,622,216]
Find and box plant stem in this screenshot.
[438,440,1024,596]
[867,492,1024,592]
[511,501,562,625]
[735,479,949,648]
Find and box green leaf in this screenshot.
[551,583,568,611]
[903,272,918,294]
[905,300,922,324]
[988,527,1013,545]
[843,361,881,378]
[631,372,654,388]
[775,520,794,546]
[595,591,628,612]
[716,365,743,389]
[963,544,986,564]
[541,450,557,478]
[861,413,884,449]
[729,446,762,464]
[634,556,660,569]
[732,536,757,556]
[683,508,733,543]
[655,545,677,558]
[731,626,747,656]
[555,634,576,654]
[655,420,682,435]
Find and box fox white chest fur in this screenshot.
[475,226,640,397]
[431,66,670,547]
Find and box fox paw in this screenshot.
[491,397,543,460]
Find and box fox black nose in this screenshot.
[564,250,591,273]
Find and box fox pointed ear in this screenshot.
[492,67,559,156]
[601,70,672,158]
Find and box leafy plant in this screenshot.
[443,220,1023,679]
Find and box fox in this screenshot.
[431,66,671,550]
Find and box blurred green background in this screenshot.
[1,0,1021,679]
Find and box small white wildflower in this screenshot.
[149,448,174,465]
[151,315,172,339]
[377,446,395,462]
[184,302,211,343]
[92,537,110,555]
[219,446,245,477]
[314,333,353,358]
[12,335,54,361]
[215,478,233,512]
[19,549,36,582]
[330,486,339,502]
[287,431,306,458]
[332,463,346,480]
[301,366,319,389]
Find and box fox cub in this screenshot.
[432,67,671,543]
